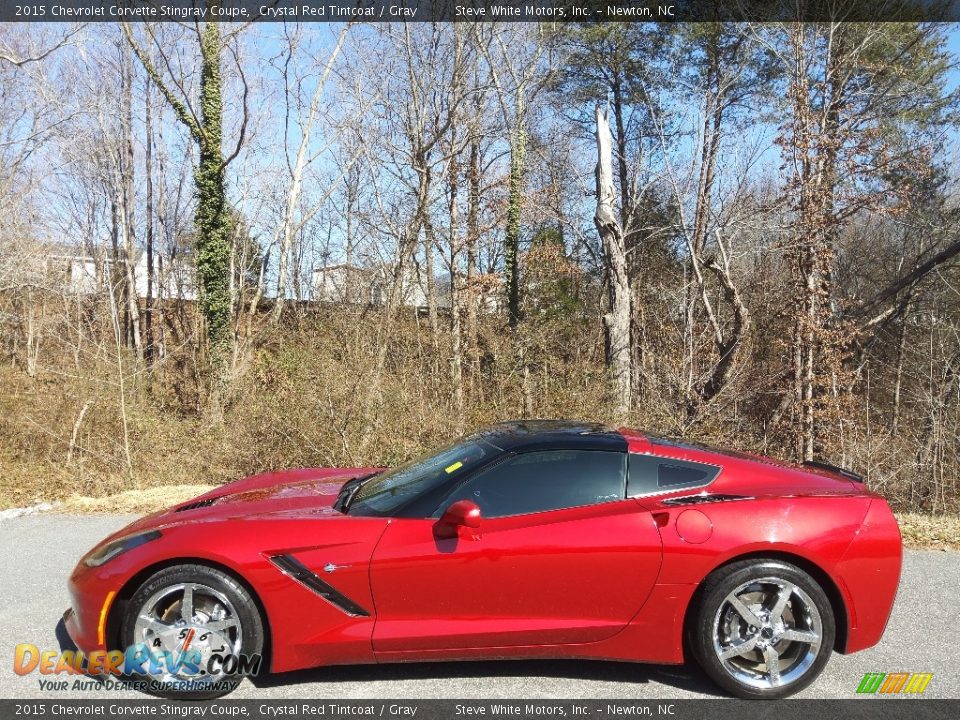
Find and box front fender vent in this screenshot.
[268,554,370,617]
[661,493,753,507]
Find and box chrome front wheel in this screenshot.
[132,581,243,684]
[121,564,265,700]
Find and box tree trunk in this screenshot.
[465,110,481,383]
[153,108,168,360]
[193,20,233,405]
[449,143,464,425]
[595,106,632,421]
[121,40,142,361]
[344,165,358,303]
[611,75,632,232]
[144,74,156,366]
[23,290,40,377]
[891,291,914,435]
[505,96,526,327]
[424,217,439,350]
[273,158,303,322]
[109,192,125,341]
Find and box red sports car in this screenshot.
[65,421,901,699]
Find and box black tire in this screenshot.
[687,558,835,699]
[120,564,265,700]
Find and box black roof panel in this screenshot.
[468,420,627,453]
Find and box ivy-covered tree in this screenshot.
[122,9,247,411]
[481,24,556,327]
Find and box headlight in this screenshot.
[84,530,161,567]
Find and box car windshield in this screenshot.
[347,438,499,517]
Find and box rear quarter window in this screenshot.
[628,454,720,496]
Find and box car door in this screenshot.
[368,449,663,653]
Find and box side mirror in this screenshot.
[435,500,482,539]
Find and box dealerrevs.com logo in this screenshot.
[14,630,261,695]
[856,672,934,695]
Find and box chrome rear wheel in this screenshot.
[689,559,834,699]
[712,576,823,690]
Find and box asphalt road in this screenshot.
[0,513,957,700]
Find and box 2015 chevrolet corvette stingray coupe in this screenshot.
[65,421,902,700]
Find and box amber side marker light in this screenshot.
[97,591,116,646]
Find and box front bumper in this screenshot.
[65,566,120,655]
[62,607,81,648]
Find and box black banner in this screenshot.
[0,700,958,720]
[0,0,958,24]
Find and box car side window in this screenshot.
[627,454,720,496]
[437,450,626,519]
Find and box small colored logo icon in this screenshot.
[856,672,933,695]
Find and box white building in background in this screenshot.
[312,262,502,313]
[312,263,381,305]
[41,250,100,295]
[312,262,449,310]
[40,243,196,300]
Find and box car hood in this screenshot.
[117,467,383,536]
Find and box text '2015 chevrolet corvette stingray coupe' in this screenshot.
[65,421,902,699]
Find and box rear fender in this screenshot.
[834,499,902,653]
[623,495,873,662]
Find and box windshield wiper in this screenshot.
[336,472,379,514]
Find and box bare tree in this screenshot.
[271,24,352,322]
[595,106,632,420]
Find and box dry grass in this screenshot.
[59,484,216,515]
[895,513,960,550]
[0,311,612,510]
[2,310,960,537]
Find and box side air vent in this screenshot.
[661,493,753,507]
[269,554,370,617]
[175,498,219,512]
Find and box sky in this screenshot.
[17,21,960,294]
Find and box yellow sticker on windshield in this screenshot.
[445,461,464,474]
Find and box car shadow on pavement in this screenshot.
[249,659,725,697]
[55,618,722,698]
